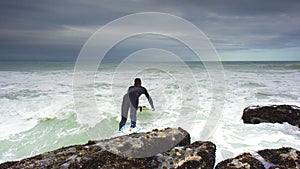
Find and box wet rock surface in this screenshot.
[96,127,191,158]
[216,147,300,169]
[216,153,265,169]
[258,147,300,169]
[242,105,300,127]
[0,127,216,169]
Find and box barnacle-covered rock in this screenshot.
[258,147,300,169]
[0,127,216,169]
[215,147,300,169]
[215,153,264,169]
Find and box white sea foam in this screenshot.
[0,62,300,163]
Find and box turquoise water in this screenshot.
[0,61,300,163]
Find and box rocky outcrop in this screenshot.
[258,147,300,169]
[242,105,300,127]
[215,153,264,169]
[96,127,191,158]
[0,128,216,169]
[215,147,300,169]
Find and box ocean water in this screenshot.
[0,61,300,164]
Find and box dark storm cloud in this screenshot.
[177,0,300,50]
[0,0,299,61]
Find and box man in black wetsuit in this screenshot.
[119,78,155,131]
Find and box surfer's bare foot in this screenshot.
[129,128,133,132]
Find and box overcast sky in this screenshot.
[0,0,300,61]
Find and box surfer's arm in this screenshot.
[148,95,154,110]
[144,88,154,109]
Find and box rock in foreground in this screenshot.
[0,127,216,169]
[215,147,300,169]
[242,105,300,127]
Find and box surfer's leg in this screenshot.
[130,104,137,128]
[119,94,130,130]
[119,116,127,130]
